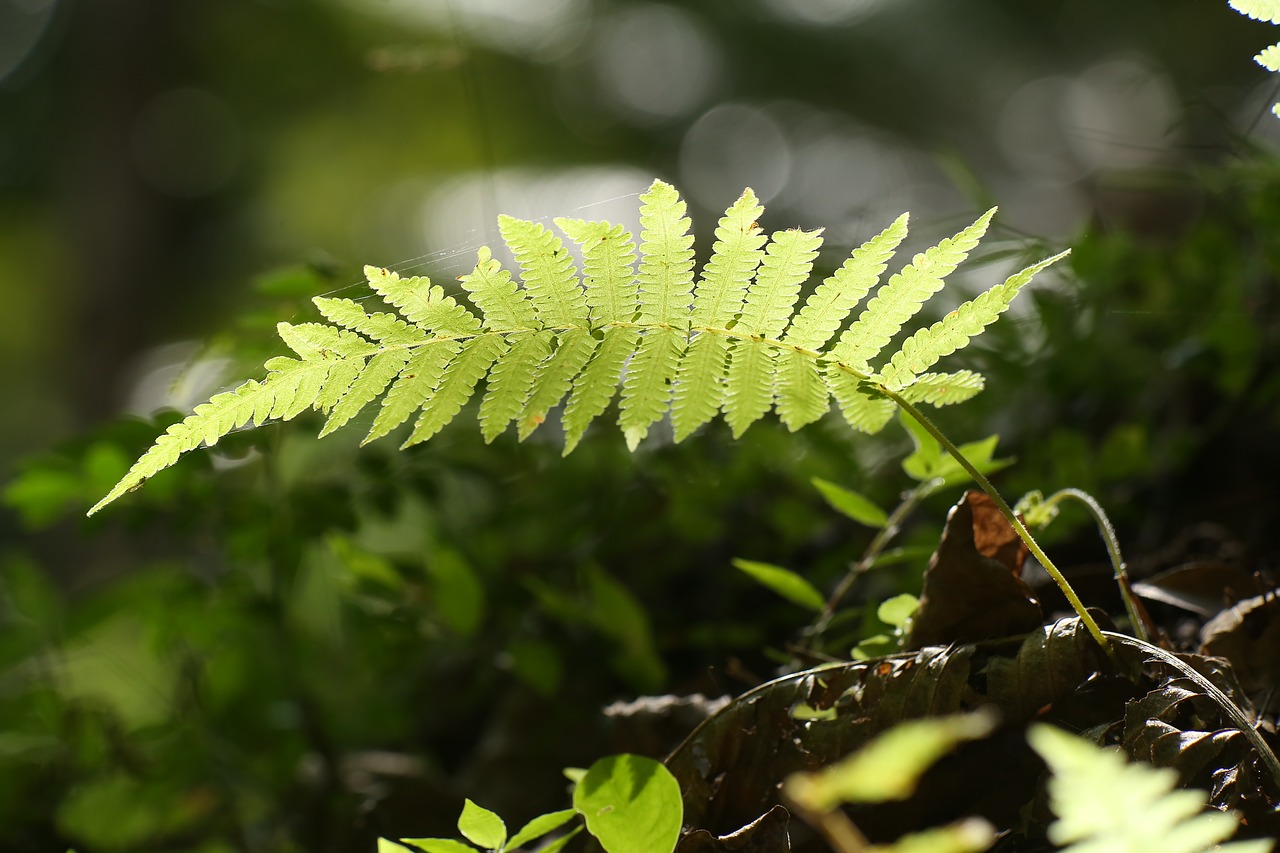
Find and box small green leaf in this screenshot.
[811,477,889,527]
[732,559,825,612]
[507,809,577,849]
[877,593,919,629]
[536,827,583,853]
[573,754,682,853]
[852,633,896,660]
[458,799,506,850]
[395,839,477,853]
[790,702,838,722]
[900,413,1011,487]
[784,711,997,810]
[563,767,587,785]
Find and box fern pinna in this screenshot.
[90,180,1066,514]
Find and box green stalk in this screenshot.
[881,389,1120,667]
[1039,488,1153,643]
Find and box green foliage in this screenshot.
[1028,724,1273,853]
[1231,0,1280,115]
[731,558,826,611]
[90,181,1065,514]
[385,801,577,853]
[572,754,683,853]
[852,593,920,660]
[811,477,889,527]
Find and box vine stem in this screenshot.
[880,388,1121,667]
[1039,488,1155,643]
[807,478,941,643]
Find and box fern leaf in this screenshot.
[313,297,430,345]
[894,371,985,407]
[737,228,825,338]
[459,248,538,331]
[403,336,506,447]
[562,327,639,454]
[774,348,829,431]
[1029,724,1272,853]
[691,189,767,328]
[517,329,599,440]
[879,250,1068,390]
[555,218,639,325]
[499,217,589,328]
[826,368,895,434]
[723,342,775,438]
[277,322,378,360]
[783,213,909,350]
[320,350,411,437]
[87,359,330,513]
[364,266,482,336]
[618,327,684,449]
[636,180,696,327]
[1257,42,1280,70]
[478,332,554,442]
[1231,0,1280,24]
[670,333,731,442]
[364,342,460,445]
[831,209,996,371]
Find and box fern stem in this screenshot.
[1040,488,1155,644]
[1102,630,1280,793]
[879,388,1120,667]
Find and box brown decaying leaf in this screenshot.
[906,490,1043,649]
[675,805,791,852]
[1200,592,1280,715]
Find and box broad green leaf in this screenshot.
[811,477,889,528]
[783,711,997,810]
[732,559,825,612]
[507,809,577,849]
[457,799,506,850]
[877,593,919,629]
[572,754,682,853]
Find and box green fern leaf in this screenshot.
[670,333,731,442]
[478,332,553,442]
[1029,724,1273,853]
[365,342,460,444]
[618,327,684,450]
[827,368,896,434]
[499,217,589,328]
[691,188,767,327]
[774,349,829,431]
[637,179,696,326]
[312,297,430,345]
[723,343,775,438]
[894,371,985,407]
[321,350,411,437]
[517,329,599,440]
[562,327,639,454]
[365,266,482,336]
[1257,42,1280,70]
[831,209,996,372]
[879,251,1068,390]
[1231,0,1280,23]
[783,213,908,350]
[458,248,538,331]
[402,336,506,448]
[554,219,638,325]
[92,179,1064,515]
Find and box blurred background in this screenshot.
[2,0,1279,851]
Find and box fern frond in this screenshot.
[618,328,685,450]
[92,181,1068,515]
[636,179,696,327]
[1231,0,1280,24]
[499,217,589,328]
[478,332,553,443]
[562,327,639,454]
[365,266,482,336]
[830,209,996,372]
[879,250,1068,390]
[555,219,639,325]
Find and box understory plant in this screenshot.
[86,179,1279,850]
